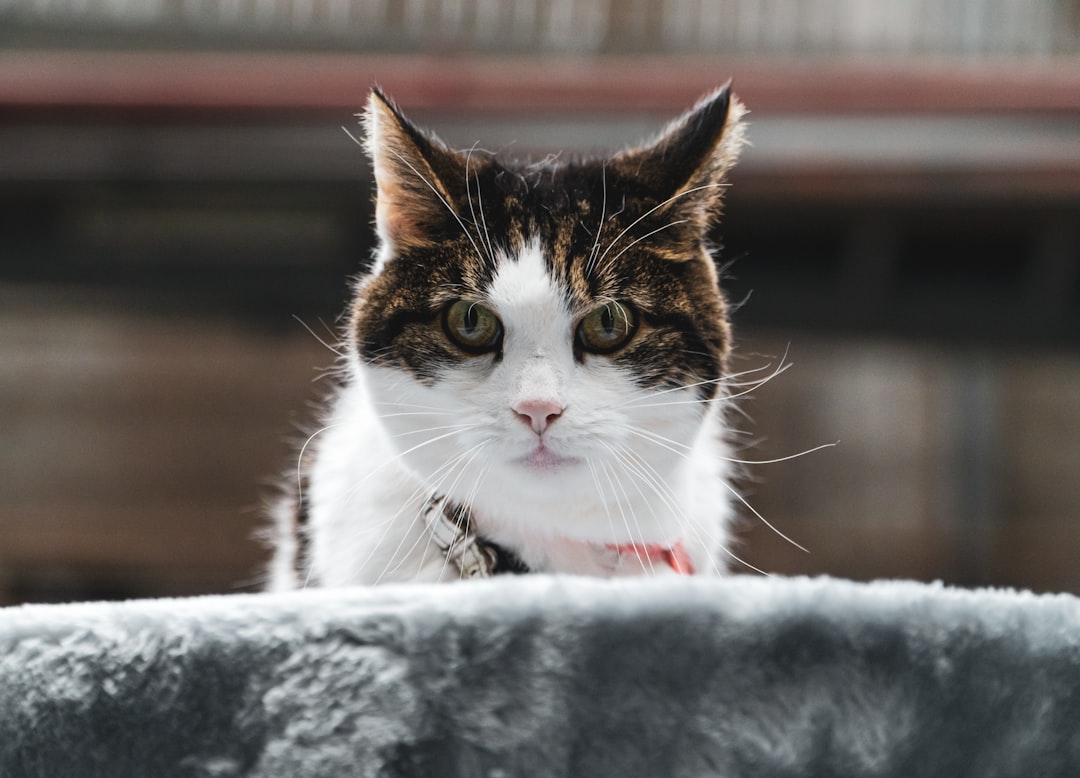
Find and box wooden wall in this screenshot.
[0,297,328,602]
[4,299,1079,602]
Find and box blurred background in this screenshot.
[1,0,1079,604]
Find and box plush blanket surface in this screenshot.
[1,575,1079,778]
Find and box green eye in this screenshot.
[577,301,637,354]
[442,300,503,353]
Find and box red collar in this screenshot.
[605,540,696,575]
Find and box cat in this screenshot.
[267,83,747,588]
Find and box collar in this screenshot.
[605,541,696,575]
[422,494,529,578]
[424,494,695,578]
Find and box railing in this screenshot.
[3,0,1079,58]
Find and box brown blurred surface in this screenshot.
[0,298,332,603]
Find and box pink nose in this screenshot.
[513,399,564,435]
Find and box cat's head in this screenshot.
[350,85,746,543]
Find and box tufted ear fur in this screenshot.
[363,87,468,252]
[611,83,747,233]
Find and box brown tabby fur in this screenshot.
[354,85,746,397]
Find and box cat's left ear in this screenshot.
[362,86,466,253]
[613,83,747,230]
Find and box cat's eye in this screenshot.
[442,300,503,353]
[577,301,638,354]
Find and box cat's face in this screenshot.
[350,87,745,543]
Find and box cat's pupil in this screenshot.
[600,306,614,333]
[463,306,478,333]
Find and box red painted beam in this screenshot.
[1,51,1078,117]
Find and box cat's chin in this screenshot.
[517,445,580,474]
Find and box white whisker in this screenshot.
[340,425,476,501]
[465,143,497,265]
[598,218,689,276]
[394,439,491,583]
[603,441,688,575]
[374,400,456,413]
[343,126,490,269]
[623,425,693,455]
[619,424,811,556]
[612,442,733,577]
[294,423,342,502]
[617,358,791,410]
[374,410,457,420]
[585,458,621,562]
[584,162,608,277]
[626,423,836,467]
[721,480,810,555]
[725,442,839,466]
[590,182,729,278]
[597,456,655,574]
[373,440,490,584]
[454,459,493,581]
[292,314,346,358]
[388,422,480,439]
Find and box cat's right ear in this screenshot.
[363,87,462,253]
[611,84,747,233]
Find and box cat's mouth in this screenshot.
[519,444,579,473]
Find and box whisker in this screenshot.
[716,541,770,576]
[613,378,721,409]
[598,458,654,574]
[605,453,661,574]
[590,182,729,278]
[584,161,608,277]
[585,457,621,564]
[388,439,491,583]
[618,423,809,557]
[597,218,689,276]
[721,480,810,555]
[723,360,792,382]
[464,143,497,266]
[374,410,457,420]
[367,441,487,584]
[311,365,349,385]
[727,401,756,427]
[626,424,836,469]
[388,422,480,439]
[618,396,727,411]
[455,458,493,580]
[603,441,692,576]
[339,425,475,502]
[617,359,791,411]
[474,174,497,268]
[612,442,727,577]
[294,423,343,503]
[723,364,793,402]
[374,400,455,413]
[725,442,839,466]
[343,126,490,269]
[623,425,693,455]
[342,440,478,542]
[292,314,346,358]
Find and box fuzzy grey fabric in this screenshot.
[2,575,1079,777]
